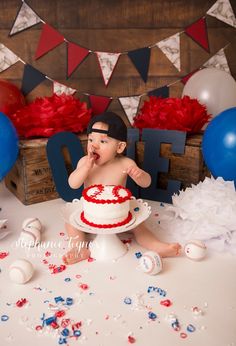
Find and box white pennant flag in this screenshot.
[10,1,42,36]
[96,52,121,86]
[203,48,231,74]
[0,43,19,72]
[119,96,141,125]
[156,33,181,71]
[207,0,236,28]
[53,81,76,96]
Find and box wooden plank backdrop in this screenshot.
[0,0,236,121]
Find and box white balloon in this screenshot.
[182,68,236,117]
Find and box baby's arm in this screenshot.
[68,150,95,189]
[124,158,151,188]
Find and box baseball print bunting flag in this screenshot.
[21,64,46,95]
[128,47,151,83]
[118,96,141,125]
[207,0,236,28]
[89,95,112,115]
[35,23,65,60]
[0,43,19,72]
[67,42,90,78]
[156,33,181,71]
[148,86,170,98]
[96,52,121,86]
[53,81,77,96]
[9,1,41,36]
[203,48,231,74]
[185,17,210,52]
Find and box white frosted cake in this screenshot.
[81,184,132,228]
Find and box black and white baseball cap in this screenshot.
[87,112,127,142]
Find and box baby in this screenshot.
[63,112,181,264]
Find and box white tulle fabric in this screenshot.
[158,177,236,254]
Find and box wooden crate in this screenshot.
[5,135,87,205]
[5,133,209,205]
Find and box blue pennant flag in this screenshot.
[21,64,46,95]
[128,47,150,83]
[148,86,169,98]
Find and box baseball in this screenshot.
[22,218,42,232]
[9,259,34,284]
[19,217,42,246]
[184,240,207,260]
[139,251,163,275]
[18,228,41,247]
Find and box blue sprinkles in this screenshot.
[61,328,70,336]
[135,252,142,259]
[187,324,196,332]
[124,297,132,305]
[66,297,73,306]
[148,311,157,320]
[73,330,81,337]
[54,296,64,303]
[134,207,140,212]
[64,277,71,282]
[1,315,9,322]
[58,336,67,344]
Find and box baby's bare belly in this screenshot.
[85,169,127,188]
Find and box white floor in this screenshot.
[0,182,236,346]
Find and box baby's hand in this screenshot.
[85,149,95,169]
[126,166,144,180]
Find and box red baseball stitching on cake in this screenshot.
[90,184,104,198]
[82,184,131,204]
[80,211,132,228]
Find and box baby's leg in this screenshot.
[62,223,90,265]
[132,223,181,257]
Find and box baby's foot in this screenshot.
[155,242,181,258]
[62,247,90,265]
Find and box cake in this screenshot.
[80,184,132,228]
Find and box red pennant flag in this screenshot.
[181,69,200,84]
[35,23,65,59]
[185,18,210,52]
[67,42,90,78]
[89,95,112,115]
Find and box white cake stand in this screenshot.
[61,197,151,261]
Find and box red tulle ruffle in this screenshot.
[133,96,211,133]
[8,93,92,138]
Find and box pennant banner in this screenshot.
[35,23,65,60]
[185,17,210,52]
[96,52,121,86]
[53,81,77,96]
[128,48,151,83]
[8,0,236,86]
[0,43,19,72]
[203,48,231,73]
[118,96,141,125]
[9,1,41,36]
[156,33,181,71]
[207,0,236,28]
[21,64,46,95]
[67,42,90,78]
[89,95,112,115]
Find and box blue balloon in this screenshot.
[202,107,236,184]
[0,112,19,181]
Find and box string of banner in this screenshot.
[1,0,236,123]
